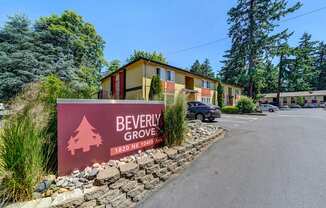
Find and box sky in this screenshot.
[1,0,325,74]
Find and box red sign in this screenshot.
[57,100,164,176]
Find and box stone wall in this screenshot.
[6,121,225,208]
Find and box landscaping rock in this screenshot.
[84,186,109,201]
[94,167,120,185]
[119,162,138,178]
[152,152,167,163]
[51,188,83,207]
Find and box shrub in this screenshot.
[217,82,224,108]
[236,96,256,113]
[297,96,304,106]
[164,93,187,146]
[0,109,45,202]
[222,106,239,114]
[149,75,163,101]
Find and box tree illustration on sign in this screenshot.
[67,115,103,155]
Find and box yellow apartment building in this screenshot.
[100,58,242,106]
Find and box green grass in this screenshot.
[0,110,45,202]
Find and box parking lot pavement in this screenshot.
[140,108,326,208]
[216,114,265,130]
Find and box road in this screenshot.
[139,109,326,208]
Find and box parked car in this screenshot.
[187,101,221,122]
[260,104,279,112]
[289,104,301,108]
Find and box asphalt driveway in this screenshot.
[139,109,326,208]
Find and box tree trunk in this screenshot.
[248,0,256,98]
[277,54,284,107]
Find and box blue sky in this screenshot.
[1,0,325,74]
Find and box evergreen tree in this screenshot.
[190,58,214,78]
[149,76,163,100]
[107,59,121,73]
[217,82,224,108]
[34,10,106,94]
[190,60,201,74]
[127,50,167,63]
[286,33,318,91]
[0,11,106,100]
[201,58,215,77]
[221,0,301,97]
[0,15,39,100]
[316,42,326,90]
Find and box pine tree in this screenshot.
[0,15,39,100]
[316,42,326,90]
[289,33,318,91]
[127,50,167,63]
[149,75,163,100]
[221,0,301,97]
[190,60,201,74]
[201,58,215,78]
[190,59,214,78]
[217,82,224,108]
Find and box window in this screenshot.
[166,70,174,81]
[201,97,211,104]
[156,68,160,77]
[201,80,210,88]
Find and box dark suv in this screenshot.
[187,101,221,122]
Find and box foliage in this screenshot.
[221,106,239,114]
[190,58,215,78]
[127,50,167,64]
[164,93,187,146]
[0,108,45,202]
[287,33,318,91]
[236,96,256,113]
[0,11,105,101]
[296,96,305,107]
[220,0,302,97]
[149,76,163,100]
[107,59,121,73]
[0,15,40,100]
[316,42,326,90]
[217,82,224,108]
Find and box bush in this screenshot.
[222,106,239,114]
[217,82,224,108]
[164,93,187,146]
[149,75,163,101]
[236,96,256,113]
[0,109,45,202]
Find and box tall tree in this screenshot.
[316,42,326,90]
[107,59,121,73]
[190,60,201,74]
[0,11,106,101]
[201,58,215,77]
[287,33,318,91]
[221,0,301,97]
[34,10,106,93]
[190,58,215,78]
[0,15,39,100]
[127,50,167,63]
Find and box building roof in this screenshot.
[262,90,326,98]
[101,57,242,88]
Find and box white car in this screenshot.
[260,104,279,112]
